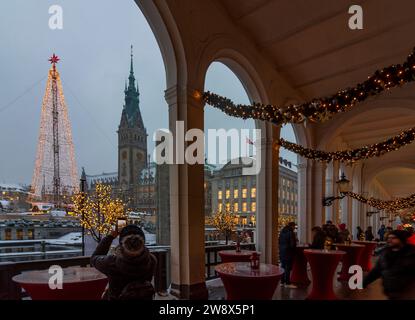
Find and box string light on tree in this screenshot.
[208,205,237,245]
[70,183,126,242]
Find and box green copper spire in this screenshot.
[123,45,144,129]
[128,45,135,90]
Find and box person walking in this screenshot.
[378,225,386,241]
[365,226,374,241]
[363,230,415,299]
[91,225,157,300]
[278,222,297,288]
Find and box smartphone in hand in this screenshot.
[116,218,127,232]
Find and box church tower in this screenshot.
[118,46,147,192]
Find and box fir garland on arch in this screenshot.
[345,191,415,211]
[203,47,415,126]
[276,126,415,163]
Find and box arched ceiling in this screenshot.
[219,0,415,99]
[373,168,415,198]
[217,0,415,197]
[158,0,415,198]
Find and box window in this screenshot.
[242,202,247,212]
[234,189,239,199]
[226,202,231,211]
[242,218,248,226]
[251,187,256,198]
[234,202,238,212]
[28,229,34,240]
[16,229,23,240]
[218,203,223,212]
[5,228,12,240]
[242,188,247,198]
[225,189,230,199]
[251,202,256,212]
[218,190,222,200]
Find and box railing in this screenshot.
[0,239,82,261]
[205,243,256,280]
[0,242,256,299]
[0,248,170,300]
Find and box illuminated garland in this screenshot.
[276,127,415,163]
[203,47,415,125]
[345,191,415,211]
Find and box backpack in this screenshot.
[118,280,155,300]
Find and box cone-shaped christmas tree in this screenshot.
[31,54,78,205]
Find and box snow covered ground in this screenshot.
[47,230,157,246]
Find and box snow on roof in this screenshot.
[46,232,82,245]
[0,183,27,192]
[85,172,118,187]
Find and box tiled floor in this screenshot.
[206,266,387,300]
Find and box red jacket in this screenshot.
[408,234,415,246]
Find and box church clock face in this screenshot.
[136,151,143,161]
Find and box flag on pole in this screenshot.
[246,137,255,146]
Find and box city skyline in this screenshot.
[0,0,297,186]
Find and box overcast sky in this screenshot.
[0,0,296,185]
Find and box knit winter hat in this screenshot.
[119,224,146,243]
[121,234,145,257]
[388,230,410,244]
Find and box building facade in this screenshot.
[207,157,298,227]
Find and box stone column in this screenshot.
[325,161,340,224]
[297,160,309,243]
[311,161,326,231]
[324,163,334,223]
[351,163,364,239]
[340,164,353,227]
[256,123,279,264]
[332,161,340,224]
[165,85,208,299]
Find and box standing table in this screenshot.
[218,250,256,263]
[335,243,365,281]
[12,266,108,300]
[352,240,378,271]
[290,244,310,286]
[215,262,284,300]
[304,249,345,300]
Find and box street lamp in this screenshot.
[322,173,351,206]
[80,167,87,256]
[366,211,380,217]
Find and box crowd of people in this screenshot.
[278,220,415,299]
[88,221,414,300]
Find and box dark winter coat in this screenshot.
[363,244,415,299]
[90,235,157,300]
[310,230,326,249]
[365,230,374,241]
[278,226,297,262]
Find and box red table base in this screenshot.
[290,245,310,286]
[17,278,108,300]
[352,241,377,272]
[304,249,345,300]
[335,244,365,282]
[216,263,284,300]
